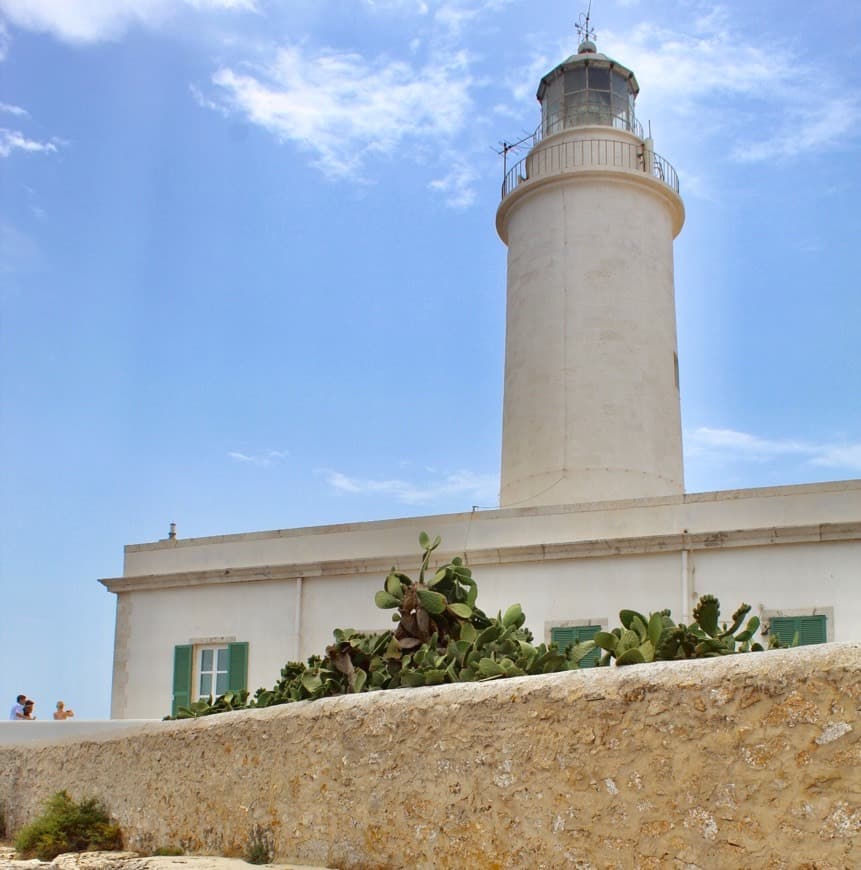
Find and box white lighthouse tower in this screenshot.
[497,24,685,508]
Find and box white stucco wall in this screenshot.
[113,581,299,718]
[691,541,859,636]
[102,481,861,719]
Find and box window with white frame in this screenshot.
[171,640,248,717]
[196,645,229,700]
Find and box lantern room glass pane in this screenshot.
[612,71,629,96]
[542,63,639,135]
[588,66,610,90]
[564,67,586,93]
[542,78,562,135]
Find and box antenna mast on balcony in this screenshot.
[494,131,535,177]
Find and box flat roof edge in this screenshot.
[122,478,861,553]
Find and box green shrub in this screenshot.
[14,791,122,860]
[244,825,273,865]
[152,846,185,856]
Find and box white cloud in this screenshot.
[0,128,60,157]
[320,467,499,506]
[205,43,474,180]
[0,0,255,44]
[428,156,478,208]
[193,0,515,198]
[228,449,289,468]
[361,0,510,33]
[733,97,861,163]
[433,0,513,37]
[809,444,861,471]
[602,12,860,165]
[686,427,861,473]
[361,0,430,14]
[0,102,28,117]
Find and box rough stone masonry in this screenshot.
[1,644,858,869]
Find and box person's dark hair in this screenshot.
[17,694,26,703]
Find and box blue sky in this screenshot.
[1,0,859,718]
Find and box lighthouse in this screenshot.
[497,30,685,508]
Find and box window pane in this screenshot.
[588,66,610,90]
[611,93,629,118]
[216,647,229,671]
[612,71,629,96]
[200,648,213,671]
[200,673,212,697]
[215,672,229,695]
[564,67,586,93]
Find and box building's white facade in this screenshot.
[100,39,861,720]
[102,480,861,719]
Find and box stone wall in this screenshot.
[2,644,858,869]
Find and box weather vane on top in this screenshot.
[575,1,596,45]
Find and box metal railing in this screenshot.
[501,137,679,200]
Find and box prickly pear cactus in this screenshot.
[595,596,769,667]
[168,538,779,717]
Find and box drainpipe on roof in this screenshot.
[681,547,691,624]
[294,577,303,661]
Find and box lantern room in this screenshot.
[536,38,641,138]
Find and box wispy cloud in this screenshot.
[194,0,513,203]
[603,10,860,165]
[0,0,255,44]
[0,128,60,157]
[320,467,498,506]
[361,0,512,34]
[0,102,29,117]
[228,449,289,468]
[202,43,474,182]
[733,97,861,163]
[431,0,514,37]
[686,427,861,473]
[428,155,478,208]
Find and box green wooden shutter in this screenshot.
[551,625,601,667]
[171,645,193,717]
[770,615,827,647]
[796,615,827,645]
[227,642,249,692]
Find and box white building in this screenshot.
[100,36,861,720]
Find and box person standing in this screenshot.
[9,694,26,720]
[22,699,36,719]
[53,701,75,720]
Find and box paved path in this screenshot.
[0,848,331,870]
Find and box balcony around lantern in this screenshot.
[500,135,680,201]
